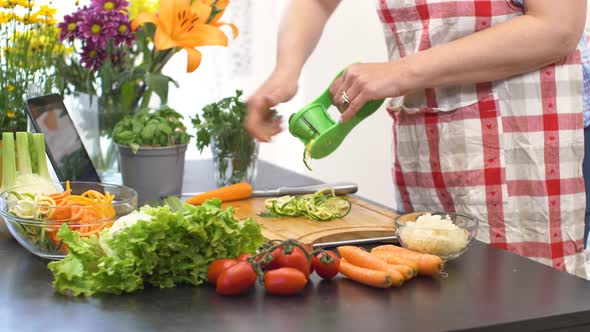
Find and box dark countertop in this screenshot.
[2,160,590,332]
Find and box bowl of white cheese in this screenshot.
[394,212,479,261]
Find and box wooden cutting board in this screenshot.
[223,196,397,245]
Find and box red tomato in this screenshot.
[264,267,308,296]
[236,253,254,262]
[264,247,283,270]
[302,244,314,273]
[312,251,340,280]
[276,246,311,278]
[216,262,257,296]
[207,258,238,285]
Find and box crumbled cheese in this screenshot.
[399,213,469,257]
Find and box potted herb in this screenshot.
[193,90,273,187]
[113,106,191,204]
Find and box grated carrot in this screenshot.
[45,181,117,251]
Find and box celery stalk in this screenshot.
[28,132,38,174]
[1,132,16,190]
[32,134,50,181]
[1,132,57,194]
[15,132,32,176]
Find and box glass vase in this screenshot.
[67,93,128,184]
[211,133,259,187]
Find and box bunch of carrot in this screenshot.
[45,181,116,248]
[336,245,444,288]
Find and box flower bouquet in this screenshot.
[56,0,237,179]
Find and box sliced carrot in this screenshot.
[371,250,419,275]
[186,182,253,205]
[337,246,405,285]
[44,183,118,252]
[372,245,444,276]
[339,259,392,288]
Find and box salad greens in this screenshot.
[47,197,264,296]
[112,106,191,153]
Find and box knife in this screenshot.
[180,182,358,198]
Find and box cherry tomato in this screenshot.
[236,253,254,262]
[302,243,314,273]
[207,258,238,285]
[276,246,310,278]
[264,267,308,296]
[216,261,257,296]
[312,251,340,280]
[264,247,283,270]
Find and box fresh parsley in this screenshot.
[191,90,278,185]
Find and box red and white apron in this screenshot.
[377,0,587,278]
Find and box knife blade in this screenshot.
[180,182,358,197]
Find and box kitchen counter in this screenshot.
[2,160,590,332]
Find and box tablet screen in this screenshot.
[25,94,101,182]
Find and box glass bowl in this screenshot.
[394,212,479,261]
[0,182,138,260]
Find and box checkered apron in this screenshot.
[377,0,587,277]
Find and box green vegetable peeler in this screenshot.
[288,67,385,160]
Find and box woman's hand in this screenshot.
[329,62,410,123]
[245,70,298,142]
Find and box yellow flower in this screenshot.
[6,111,16,118]
[128,0,159,19]
[7,85,15,92]
[36,5,56,18]
[0,12,14,24]
[14,0,32,8]
[0,0,16,9]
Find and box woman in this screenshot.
[245,0,589,278]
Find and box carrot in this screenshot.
[388,263,416,280]
[339,259,392,288]
[337,246,405,285]
[186,182,253,206]
[372,245,444,276]
[44,182,118,250]
[371,250,419,275]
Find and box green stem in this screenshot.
[140,90,153,109]
[131,49,175,111]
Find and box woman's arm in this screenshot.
[245,0,341,142]
[275,0,342,78]
[332,0,587,122]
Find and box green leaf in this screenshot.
[146,73,171,104]
[130,143,141,154]
[141,123,157,141]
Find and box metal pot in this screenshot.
[116,144,187,206]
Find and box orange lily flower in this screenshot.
[200,0,239,38]
[131,0,229,72]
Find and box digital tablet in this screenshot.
[24,94,102,182]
